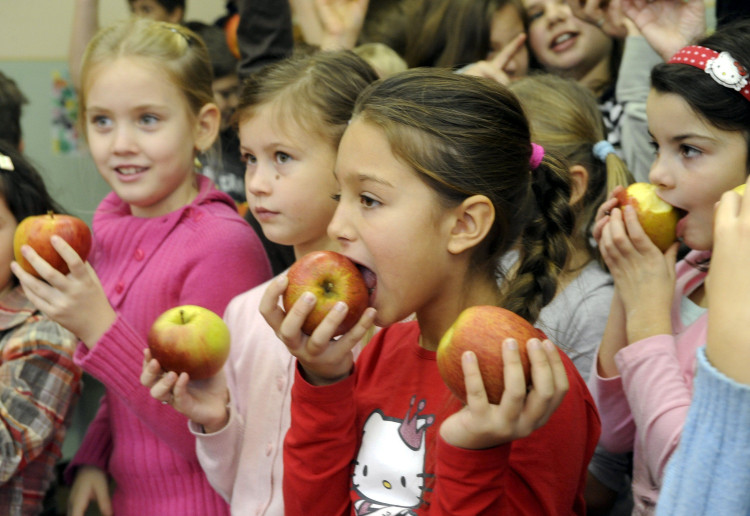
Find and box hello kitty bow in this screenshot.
[669,45,750,102]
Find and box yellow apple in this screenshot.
[615,182,679,252]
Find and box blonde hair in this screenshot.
[78,18,215,134]
[352,42,408,78]
[510,73,633,266]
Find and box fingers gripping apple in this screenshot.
[283,250,370,337]
[437,305,537,405]
[13,211,92,277]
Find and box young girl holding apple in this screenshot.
[11,18,272,516]
[259,68,601,515]
[0,141,83,516]
[589,14,750,514]
[139,49,379,515]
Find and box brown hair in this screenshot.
[353,68,575,323]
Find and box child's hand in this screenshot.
[439,338,569,450]
[11,235,115,348]
[599,204,677,342]
[260,275,376,385]
[566,0,631,39]
[140,349,231,433]
[592,186,624,243]
[461,33,527,85]
[68,465,112,516]
[621,0,706,60]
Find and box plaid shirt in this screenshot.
[0,286,81,515]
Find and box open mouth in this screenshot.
[550,32,577,50]
[355,263,377,305]
[115,166,147,176]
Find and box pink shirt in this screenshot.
[590,250,709,515]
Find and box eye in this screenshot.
[400,476,406,487]
[648,140,659,155]
[680,145,701,159]
[90,115,112,129]
[360,193,381,208]
[527,8,543,23]
[275,151,291,164]
[330,193,341,202]
[139,113,159,126]
[241,153,257,165]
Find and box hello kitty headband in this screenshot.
[668,45,750,102]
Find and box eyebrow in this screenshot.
[647,130,717,144]
[357,173,394,188]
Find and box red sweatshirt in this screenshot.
[284,320,600,515]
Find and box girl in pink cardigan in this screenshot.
[589,14,750,515]
[11,18,271,516]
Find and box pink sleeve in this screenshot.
[64,392,112,484]
[616,335,691,482]
[588,370,636,454]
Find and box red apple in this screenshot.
[283,250,369,337]
[147,305,231,380]
[437,305,538,404]
[224,13,240,60]
[13,211,92,278]
[615,182,679,252]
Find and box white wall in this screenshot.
[0,0,226,60]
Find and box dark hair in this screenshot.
[0,71,28,148]
[127,0,185,14]
[365,0,526,69]
[237,50,379,149]
[353,68,575,323]
[651,18,750,149]
[185,21,237,78]
[510,73,633,268]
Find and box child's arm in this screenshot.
[68,0,99,91]
[655,183,750,514]
[0,318,81,481]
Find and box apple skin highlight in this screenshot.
[437,305,537,405]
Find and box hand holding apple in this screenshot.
[614,182,679,252]
[283,250,370,337]
[437,305,539,404]
[147,305,231,380]
[13,211,92,278]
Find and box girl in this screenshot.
[13,18,271,516]
[140,49,379,515]
[0,142,82,516]
[589,18,750,515]
[261,69,601,515]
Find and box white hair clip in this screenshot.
[0,153,14,171]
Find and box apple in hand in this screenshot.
[283,250,370,337]
[147,305,231,380]
[13,211,92,278]
[437,305,538,405]
[614,182,679,252]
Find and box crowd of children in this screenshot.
[2,0,750,514]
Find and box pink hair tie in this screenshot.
[529,143,545,170]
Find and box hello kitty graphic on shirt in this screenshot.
[353,396,435,516]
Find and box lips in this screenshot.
[114,166,147,176]
[252,207,279,222]
[550,31,578,52]
[354,262,377,305]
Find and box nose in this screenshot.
[112,125,137,155]
[245,160,273,197]
[326,200,354,245]
[648,153,675,190]
[547,0,571,23]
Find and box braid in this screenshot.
[502,152,575,324]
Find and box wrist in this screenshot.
[200,394,231,434]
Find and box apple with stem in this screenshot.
[13,211,92,278]
[437,305,539,405]
[614,182,679,252]
[283,250,370,337]
[147,305,231,380]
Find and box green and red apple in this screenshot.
[437,305,537,405]
[13,211,92,278]
[615,182,679,252]
[283,250,369,337]
[147,305,231,380]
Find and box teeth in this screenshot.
[553,33,573,46]
[117,167,144,175]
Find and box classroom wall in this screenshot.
[0,1,227,224]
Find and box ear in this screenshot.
[194,103,221,154]
[446,195,495,255]
[569,164,589,206]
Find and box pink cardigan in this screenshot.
[589,250,709,515]
[66,176,272,515]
